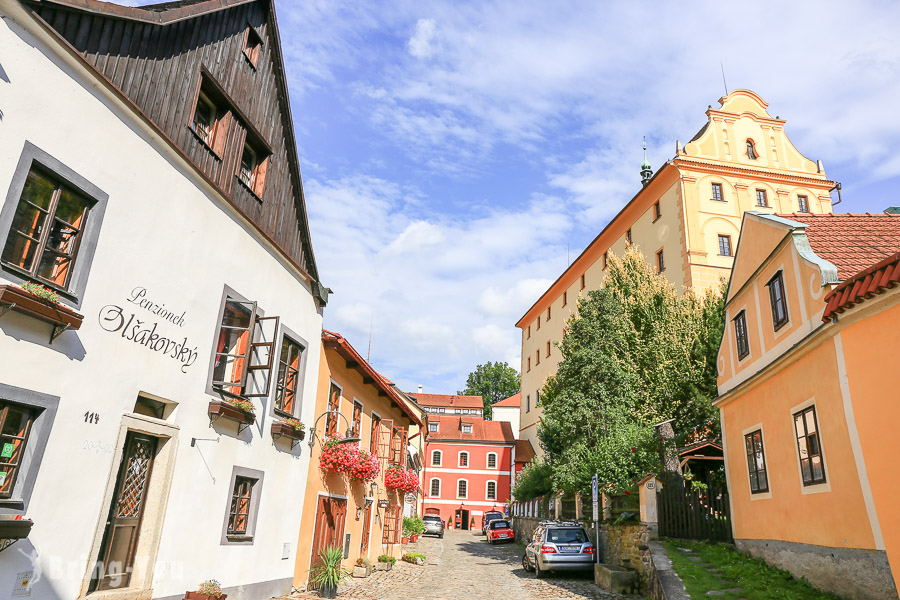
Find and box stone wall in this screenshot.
[737,538,898,600]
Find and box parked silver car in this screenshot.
[423,514,444,538]
[522,521,595,578]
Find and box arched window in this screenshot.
[458,451,469,467]
[746,139,758,159]
[457,479,468,498]
[486,453,497,469]
[486,481,497,501]
[430,478,440,497]
[431,450,442,467]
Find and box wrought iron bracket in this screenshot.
[0,302,16,319]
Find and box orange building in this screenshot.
[715,211,900,599]
[516,90,836,459]
[294,331,423,592]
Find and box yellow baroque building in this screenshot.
[516,89,836,458]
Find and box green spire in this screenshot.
[640,137,652,185]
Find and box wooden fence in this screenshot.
[657,485,732,543]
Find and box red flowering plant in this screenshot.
[319,435,380,483]
[349,448,380,483]
[384,465,419,494]
[225,397,255,414]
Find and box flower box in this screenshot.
[351,565,371,578]
[184,593,227,600]
[208,400,255,433]
[375,561,393,571]
[0,284,83,342]
[271,421,305,448]
[0,517,33,540]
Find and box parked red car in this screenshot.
[486,519,515,544]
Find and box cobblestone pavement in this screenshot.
[277,529,642,600]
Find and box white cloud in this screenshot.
[408,18,436,58]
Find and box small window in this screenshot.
[535,389,541,406]
[756,189,768,208]
[2,167,92,292]
[227,476,255,536]
[430,478,440,497]
[653,201,661,221]
[382,505,400,544]
[794,405,826,486]
[0,403,35,499]
[526,395,530,412]
[580,274,585,289]
[369,413,381,454]
[459,451,469,467]
[562,291,567,307]
[603,252,608,269]
[656,249,665,273]
[431,449,442,466]
[326,383,343,435]
[462,424,472,434]
[487,453,497,469]
[745,430,768,493]
[711,182,724,202]
[718,235,732,257]
[455,409,461,415]
[486,481,497,501]
[546,306,551,321]
[747,139,758,160]
[535,349,540,366]
[734,310,750,360]
[351,400,363,439]
[439,408,445,413]
[457,480,468,498]
[546,341,551,358]
[274,337,303,416]
[537,316,541,330]
[797,195,809,213]
[192,90,220,149]
[626,229,632,244]
[389,427,408,466]
[428,422,438,433]
[210,297,279,398]
[527,325,531,339]
[526,357,531,372]
[242,26,263,68]
[237,141,270,200]
[768,272,789,330]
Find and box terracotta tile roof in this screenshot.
[823,252,900,322]
[515,439,536,463]
[493,393,521,408]
[411,393,483,409]
[778,213,900,280]
[426,416,515,443]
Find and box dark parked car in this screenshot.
[486,519,515,544]
[481,511,505,534]
[423,514,444,538]
[523,520,595,578]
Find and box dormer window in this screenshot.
[239,144,258,187]
[236,135,270,200]
[192,91,219,147]
[746,139,758,160]
[461,424,472,434]
[243,26,263,68]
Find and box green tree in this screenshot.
[458,361,519,419]
[538,246,725,493]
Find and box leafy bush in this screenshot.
[309,546,351,588]
[403,515,425,535]
[512,458,554,500]
[402,552,426,564]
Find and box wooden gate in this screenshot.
[658,485,732,543]
[307,496,347,591]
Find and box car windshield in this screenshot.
[485,513,503,520]
[424,516,441,521]
[547,528,588,544]
[489,520,509,529]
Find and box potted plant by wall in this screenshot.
[183,579,226,600]
[309,545,351,599]
[403,515,425,543]
[375,554,396,571]
[352,556,373,578]
[402,552,426,565]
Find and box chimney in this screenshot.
[417,384,423,394]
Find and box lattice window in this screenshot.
[227,476,255,535]
[116,437,154,517]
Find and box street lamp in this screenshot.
[307,408,361,448]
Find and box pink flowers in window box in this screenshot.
[319,435,380,483]
[384,465,419,494]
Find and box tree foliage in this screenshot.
[511,458,554,501]
[458,361,519,419]
[538,246,725,493]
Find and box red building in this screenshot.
[415,395,515,529]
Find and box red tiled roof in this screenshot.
[778,213,900,280]
[822,252,900,322]
[411,393,483,409]
[515,439,535,463]
[493,393,521,408]
[426,416,515,443]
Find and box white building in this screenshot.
[490,393,520,439]
[0,1,326,599]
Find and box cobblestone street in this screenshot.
[279,529,641,600]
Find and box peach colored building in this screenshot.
[715,211,900,599]
[516,90,836,459]
[294,331,423,591]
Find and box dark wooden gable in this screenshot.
[24,0,320,286]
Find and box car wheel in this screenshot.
[522,554,532,572]
[534,560,545,579]
[439,532,444,538]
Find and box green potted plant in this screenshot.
[375,554,396,571]
[184,579,226,600]
[309,545,351,598]
[352,556,373,578]
[402,552,426,565]
[403,515,425,542]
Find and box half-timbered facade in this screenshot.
[0,1,325,598]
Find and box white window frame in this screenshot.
[428,422,438,433]
[486,452,498,469]
[431,449,442,467]
[430,478,441,498]
[456,478,468,499]
[458,451,469,467]
[485,480,497,501]
[462,424,472,434]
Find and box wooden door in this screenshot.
[308,496,347,590]
[91,432,157,591]
[359,500,373,555]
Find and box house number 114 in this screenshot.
[84,412,100,424]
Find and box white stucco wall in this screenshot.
[491,406,519,439]
[0,6,322,600]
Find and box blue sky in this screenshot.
[126,0,900,395]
